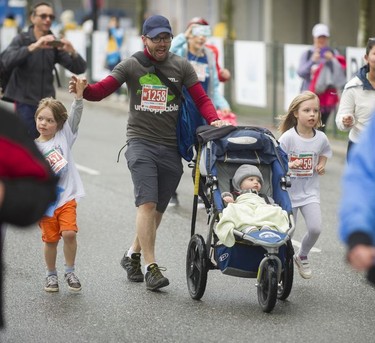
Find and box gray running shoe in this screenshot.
[120,251,144,282]
[145,263,169,291]
[64,272,82,291]
[45,274,59,292]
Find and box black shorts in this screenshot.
[125,139,183,213]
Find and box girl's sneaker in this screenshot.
[45,274,59,292]
[294,254,312,279]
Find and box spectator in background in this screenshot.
[0,106,57,329]
[106,16,124,71]
[3,14,19,29]
[170,16,231,115]
[59,9,78,37]
[1,1,87,139]
[106,16,125,100]
[169,17,233,207]
[297,23,346,132]
[335,37,375,158]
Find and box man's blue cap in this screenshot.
[142,15,172,38]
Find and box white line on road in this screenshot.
[292,239,321,253]
[76,163,100,175]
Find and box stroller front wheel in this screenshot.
[257,259,278,313]
[186,234,208,300]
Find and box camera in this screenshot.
[191,25,211,37]
[47,40,63,48]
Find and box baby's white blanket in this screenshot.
[215,192,290,247]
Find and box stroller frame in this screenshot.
[186,125,295,313]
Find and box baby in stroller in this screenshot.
[215,164,290,247]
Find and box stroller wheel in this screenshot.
[277,240,294,300]
[186,234,208,300]
[257,259,278,313]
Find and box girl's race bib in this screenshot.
[289,152,314,177]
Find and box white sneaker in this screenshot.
[294,254,312,279]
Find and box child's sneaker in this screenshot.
[45,274,59,292]
[294,254,312,279]
[120,251,144,282]
[145,263,169,291]
[64,272,82,291]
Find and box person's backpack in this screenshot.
[0,32,31,102]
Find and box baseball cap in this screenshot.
[232,164,264,192]
[312,23,330,38]
[142,15,172,38]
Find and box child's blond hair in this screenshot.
[278,91,322,134]
[35,97,68,131]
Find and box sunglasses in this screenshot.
[35,14,56,21]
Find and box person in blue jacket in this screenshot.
[170,17,231,114]
[339,109,375,279]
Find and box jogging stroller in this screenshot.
[186,125,295,313]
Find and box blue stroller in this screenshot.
[186,125,295,313]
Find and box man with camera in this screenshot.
[1,1,86,139]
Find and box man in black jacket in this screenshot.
[1,1,87,138]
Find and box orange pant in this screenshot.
[39,199,78,243]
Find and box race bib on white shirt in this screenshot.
[45,148,68,175]
[289,152,314,177]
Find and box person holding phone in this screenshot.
[169,17,232,207]
[170,17,231,115]
[0,1,87,139]
[297,23,346,132]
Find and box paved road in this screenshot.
[0,94,372,343]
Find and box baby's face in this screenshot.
[240,176,262,192]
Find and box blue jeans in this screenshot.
[15,102,38,139]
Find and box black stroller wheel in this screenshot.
[186,234,208,300]
[257,260,278,313]
[277,240,294,300]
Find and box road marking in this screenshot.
[76,163,100,175]
[292,239,321,253]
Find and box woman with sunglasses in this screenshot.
[170,17,231,115]
[0,1,87,139]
